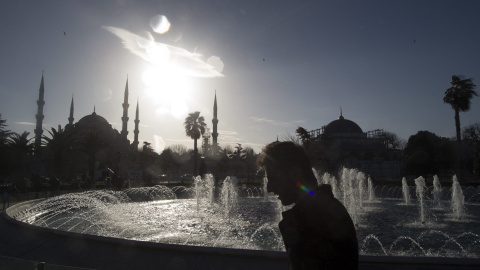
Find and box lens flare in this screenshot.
[153,135,166,153]
[94,85,112,101]
[150,15,171,34]
[207,56,224,73]
[296,182,316,196]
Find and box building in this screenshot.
[34,75,140,179]
[307,112,402,180]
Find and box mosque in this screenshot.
[33,74,140,154]
[307,111,402,180]
[32,74,399,181]
[32,74,220,180]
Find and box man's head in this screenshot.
[257,141,317,205]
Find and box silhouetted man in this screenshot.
[257,141,358,270]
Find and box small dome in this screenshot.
[323,117,363,135]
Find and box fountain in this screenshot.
[341,168,360,225]
[220,176,238,216]
[204,173,215,205]
[7,169,480,259]
[359,172,366,207]
[451,175,465,220]
[433,175,442,208]
[368,177,375,202]
[414,176,427,224]
[194,175,202,212]
[320,172,339,198]
[402,177,411,205]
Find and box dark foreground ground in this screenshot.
[2,201,480,270]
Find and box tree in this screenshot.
[184,111,206,176]
[403,131,455,176]
[42,126,73,177]
[443,75,478,169]
[0,114,12,175]
[296,127,311,150]
[463,123,480,148]
[169,144,187,155]
[383,131,403,150]
[7,131,34,175]
[159,148,179,176]
[0,114,11,145]
[139,141,159,184]
[281,132,300,144]
[463,123,480,178]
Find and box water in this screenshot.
[414,176,427,224]
[12,170,480,258]
[433,175,442,208]
[451,175,465,220]
[402,177,411,205]
[368,177,375,202]
[220,176,238,216]
[320,172,339,198]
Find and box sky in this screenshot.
[1,0,480,154]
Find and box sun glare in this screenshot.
[143,67,191,119]
[103,15,224,120]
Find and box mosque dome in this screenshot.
[323,114,363,136]
[74,110,116,139]
[76,111,110,128]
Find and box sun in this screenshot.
[142,66,191,119]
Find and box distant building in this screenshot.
[34,76,140,178]
[307,112,402,180]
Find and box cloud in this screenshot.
[14,122,36,126]
[249,117,305,126]
[217,129,245,146]
[103,26,224,78]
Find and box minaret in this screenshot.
[132,99,140,150]
[65,95,74,131]
[211,91,219,154]
[34,73,45,154]
[121,77,129,138]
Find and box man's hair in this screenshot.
[257,141,317,187]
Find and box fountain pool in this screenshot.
[10,172,480,258]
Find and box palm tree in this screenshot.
[184,111,206,176]
[7,131,34,174]
[296,126,312,150]
[42,126,73,177]
[443,75,478,169]
[0,114,12,174]
[0,114,12,145]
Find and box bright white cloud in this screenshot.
[103,26,224,78]
[14,122,36,126]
